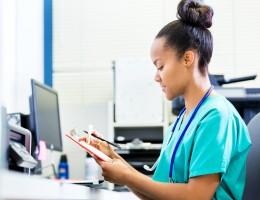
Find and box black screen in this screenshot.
[31,80,62,151]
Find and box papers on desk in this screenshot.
[66,134,112,162]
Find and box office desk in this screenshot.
[0,170,138,200]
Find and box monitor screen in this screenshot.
[31,80,63,151]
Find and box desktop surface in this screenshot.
[0,169,138,200]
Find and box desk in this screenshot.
[0,170,138,200]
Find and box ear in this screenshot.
[183,50,195,68]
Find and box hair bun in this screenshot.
[177,0,214,29]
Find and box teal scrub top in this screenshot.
[153,95,251,200]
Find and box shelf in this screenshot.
[117,143,162,151]
[113,122,164,128]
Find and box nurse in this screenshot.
[89,0,251,199]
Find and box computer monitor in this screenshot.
[30,79,63,151]
[0,106,8,169]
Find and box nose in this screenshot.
[154,70,161,82]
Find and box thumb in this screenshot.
[95,158,113,168]
[93,156,105,166]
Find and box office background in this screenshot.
[1,0,260,180]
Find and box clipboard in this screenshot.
[66,133,112,162]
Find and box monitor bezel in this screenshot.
[31,79,63,151]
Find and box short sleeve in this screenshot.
[189,109,233,178]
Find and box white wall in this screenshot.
[53,0,260,106]
[0,0,17,109]
[0,0,43,113]
[15,0,44,113]
[53,0,165,105]
[206,0,260,87]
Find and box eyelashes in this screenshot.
[158,66,164,71]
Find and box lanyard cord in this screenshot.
[168,86,213,180]
[167,108,186,146]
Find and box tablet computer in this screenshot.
[66,133,112,162]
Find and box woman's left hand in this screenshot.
[96,158,135,186]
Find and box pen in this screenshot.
[83,130,121,149]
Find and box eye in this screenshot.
[158,66,164,71]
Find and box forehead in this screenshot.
[150,37,167,58]
[151,37,177,62]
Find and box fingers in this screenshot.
[98,160,125,185]
[90,138,110,150]
[88,130,102,138]
[78,136,95,146]
[78,135,100,147]
[78,137,87,142]
[88,130,102,144]
[89,138,101,149]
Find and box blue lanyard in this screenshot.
[168,86,213,182]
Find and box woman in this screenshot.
[88,0,251,199]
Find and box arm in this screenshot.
[86,132,219,199]
[131,190,154,200]
[99,160,219,200]
[125,169,219,200]
[113,154,154,200]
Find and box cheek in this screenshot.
[162,64,187,96]
[161,64,180,84]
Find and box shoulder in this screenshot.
[198,95,242,124]
[194,95,249,141]
[193,94,249,141]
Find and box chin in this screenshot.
[165,93,176,101]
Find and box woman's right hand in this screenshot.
[85,130,119,159]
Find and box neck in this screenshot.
[183,75,212,115]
